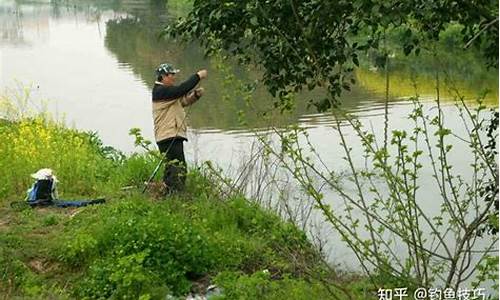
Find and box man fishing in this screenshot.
[152,63,207,194]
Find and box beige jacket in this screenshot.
[152,87,200,142]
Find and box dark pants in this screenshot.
[157,138,186,193]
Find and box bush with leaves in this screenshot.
[257,95,498,293]
[55,186,322,298]
[59,198,219,297]
[168,0,498,111]
[0,117,116,199]
[213,270,336,300]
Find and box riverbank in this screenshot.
[0,117,368,299]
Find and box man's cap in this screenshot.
[156,63,180,76]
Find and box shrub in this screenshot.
[0,117,115,200]
[58,198,220,297]
[214,271,333,300]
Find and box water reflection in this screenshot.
[102,14,413,131]
[100,1,497,132]
[1,1,46,46]
[1,0,497,145]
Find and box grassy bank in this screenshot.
[0,117,365,299]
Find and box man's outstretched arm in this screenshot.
[153,74,200,101]
[153,70,208,102]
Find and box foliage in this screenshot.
[167,1,499,295]
[0,94,332,298]
[102,7,496,132]
[168,0,358,112]
[476,110,499,236]
[259,95,498,292]
[0,94,168,199]
[60,198,216,297]
[0,207,73,299]
[54,188,321,298]
[0,114,329,299]
[106,152,161,191]
[0,117,115,199]
[0,109,325,298]
[213,270,337,300]
[168,0,498,112]
[129,127,155,153]
[364,24,498,96]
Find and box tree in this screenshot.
[167,0,498,111]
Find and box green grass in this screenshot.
[0,116,370,299]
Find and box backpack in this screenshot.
[26,173,58,206]
[20,168,105,209]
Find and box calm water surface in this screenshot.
[1,0,498,289]
[2,0,496,153]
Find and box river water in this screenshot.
[1,0,498,292]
